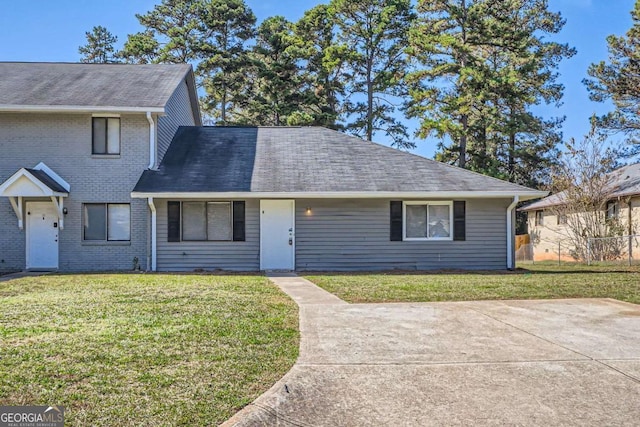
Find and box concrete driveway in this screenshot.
[225,275,640,426]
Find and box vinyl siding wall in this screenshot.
[295,198,510,271]
[157,80,195,165]
[154,197,511,271]
[155,199,260,271]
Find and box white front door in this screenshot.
[260,200,295,270]
[26,202,59,270]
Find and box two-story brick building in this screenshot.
[0,62,200,272]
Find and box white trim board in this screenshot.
[0,105,165,114]
[131,190,547,201]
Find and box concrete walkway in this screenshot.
[224,275,640,426]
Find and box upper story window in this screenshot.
[606,200,619,220]
[404,201,453,241]
[92,117,120,155]
[535,210,544,227]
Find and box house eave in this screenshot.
[0,105,166,114]
[131,190,547,200]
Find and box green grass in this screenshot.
[306,264,640,304]
[0,274,298,426]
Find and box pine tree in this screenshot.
[118,31,159,64]
[329,0,414,148]
[294,4,347,129]
[237,16,313,126]
[134,0,206,64]
[79,26,119,63]
[198,0,256,124]
[585,0,640,150]
[408,0,573,187]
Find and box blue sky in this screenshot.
[0,0,634,158]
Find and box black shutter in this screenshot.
[390,201,403,241]
[167,201,181,242]
[453,201,466,241]
[233,201,246,241]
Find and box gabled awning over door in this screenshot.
[0,162,69,230]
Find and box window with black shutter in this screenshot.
[167,201,246,242]
[233,201,246,241]
[167,201,181,242]
[390,201,403,241]
[453,201,466,241]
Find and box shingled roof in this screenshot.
[133,126,546,199]
[0,62,199,119]
[521,162,640,211]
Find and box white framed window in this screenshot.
[182,201,232,241]
[83,203,131,241]
[92,117,120,155]
[403,201,453,241]
[535,210,544,227]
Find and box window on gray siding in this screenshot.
[84,203,130,241]
[182,201,232,241]
[404,202,452,240]
[406,205,427,238]
[182,202,207,240]
[207,202,232,240]
[92,117,120,154]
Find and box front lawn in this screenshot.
[0,274,298,426]
[306,264,640,304]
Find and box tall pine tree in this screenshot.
[407,0,573,187]
[237,16,313,126]
[133,0,206,64]
[294,4,347,129]
[585,0,640,151]
[79,26,119,63]
[198,0,256,124]
[329,0,414,148]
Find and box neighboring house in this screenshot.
[131,127,545,271]
[0,62,200,272]
[520,163,640,261]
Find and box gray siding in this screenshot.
[295,198,511,271]
[155,199,260,271]
[152,197,510,272]
[157,80,195,165]
[0,113,150,272]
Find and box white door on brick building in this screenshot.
[26,201,59,270]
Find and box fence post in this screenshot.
[587,239,591,266]
[629,235,633,267]
[558,241,561,266]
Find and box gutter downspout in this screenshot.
[146,112,156,169]
[506,196,520,270]
[148,197,157,272]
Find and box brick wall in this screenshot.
[0,113,150,272]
